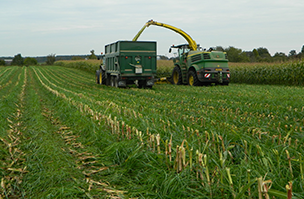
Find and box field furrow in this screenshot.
[0,67,27,198]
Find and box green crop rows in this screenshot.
[0,65,303,198]
[230,60,304,86]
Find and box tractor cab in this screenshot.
[169,44,191,65]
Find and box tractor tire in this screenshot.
[188,70,200,86]
[220,82,229,86]
[96,70,100,84]
[172,66,182,85]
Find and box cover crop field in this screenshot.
[0,65,303,198]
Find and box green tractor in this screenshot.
[133,20,230,86]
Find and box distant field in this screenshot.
[1,65,303,198]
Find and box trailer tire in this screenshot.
[172,66,182,85]
[96,70,100,84]
[138,80,145,88]
[99,70,106,85]
[114,77,118,88]
[111,76,118,88]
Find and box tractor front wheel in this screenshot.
[172,66,182,85]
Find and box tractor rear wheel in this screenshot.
[99,70,106,85]
[172,66,182,85]
[188,70,200,86]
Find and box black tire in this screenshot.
[106,74,111,86]
[110,76,118,88]
[172,66,182,85]
[100,70,106,85]
[188,70,200,86]
[138,80,145,88]
[110,76,114,87]
[96,70,100,84]
[114,77,118,88]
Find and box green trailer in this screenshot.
[96,40,157,88]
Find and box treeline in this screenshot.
[2,45,304,66]
[219,45,304,62]
[0,50,101,66]
[0,54,57,66]
[158,45,304,62]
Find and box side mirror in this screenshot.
[169,48,172,53]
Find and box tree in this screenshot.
[301,45,304,54]
[24,57,38,66]
[273,52,287,62]
[257,47,271,58]
[11,54,24,66]
[224,46,249,62]
[88,50,97,59]
[288,50,296,57]
[0,59,5,66]
[253,49,259,58]
[215,46,224,51]
[46,54,56,65]
[255,47,271,62]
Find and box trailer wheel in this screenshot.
[172,66,182,85]
[188,70,200,86]
[114,77,118,88]
[110,76,114,87]
[111,76,118,88]
[96,70,100,84]
[106,74,111,86]
[138,80,145,88]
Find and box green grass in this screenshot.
[1,65,303,198]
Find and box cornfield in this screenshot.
[56,59,304,86]
[229,60,304,86]
[0,65,303,198]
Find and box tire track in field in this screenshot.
[34,67,146,127]
[34,66,304,158]
[30,67,127,198]
[0,67,18,92]
[34,66,243,151]
[0,67,27,198]
[35,67,239,138]
[44,110,127,198]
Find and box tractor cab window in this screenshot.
[178,46,190,58]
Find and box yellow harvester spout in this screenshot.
[132,20,198,51]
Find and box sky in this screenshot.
[1,0,303,57]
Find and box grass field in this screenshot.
[0,65,303,198]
